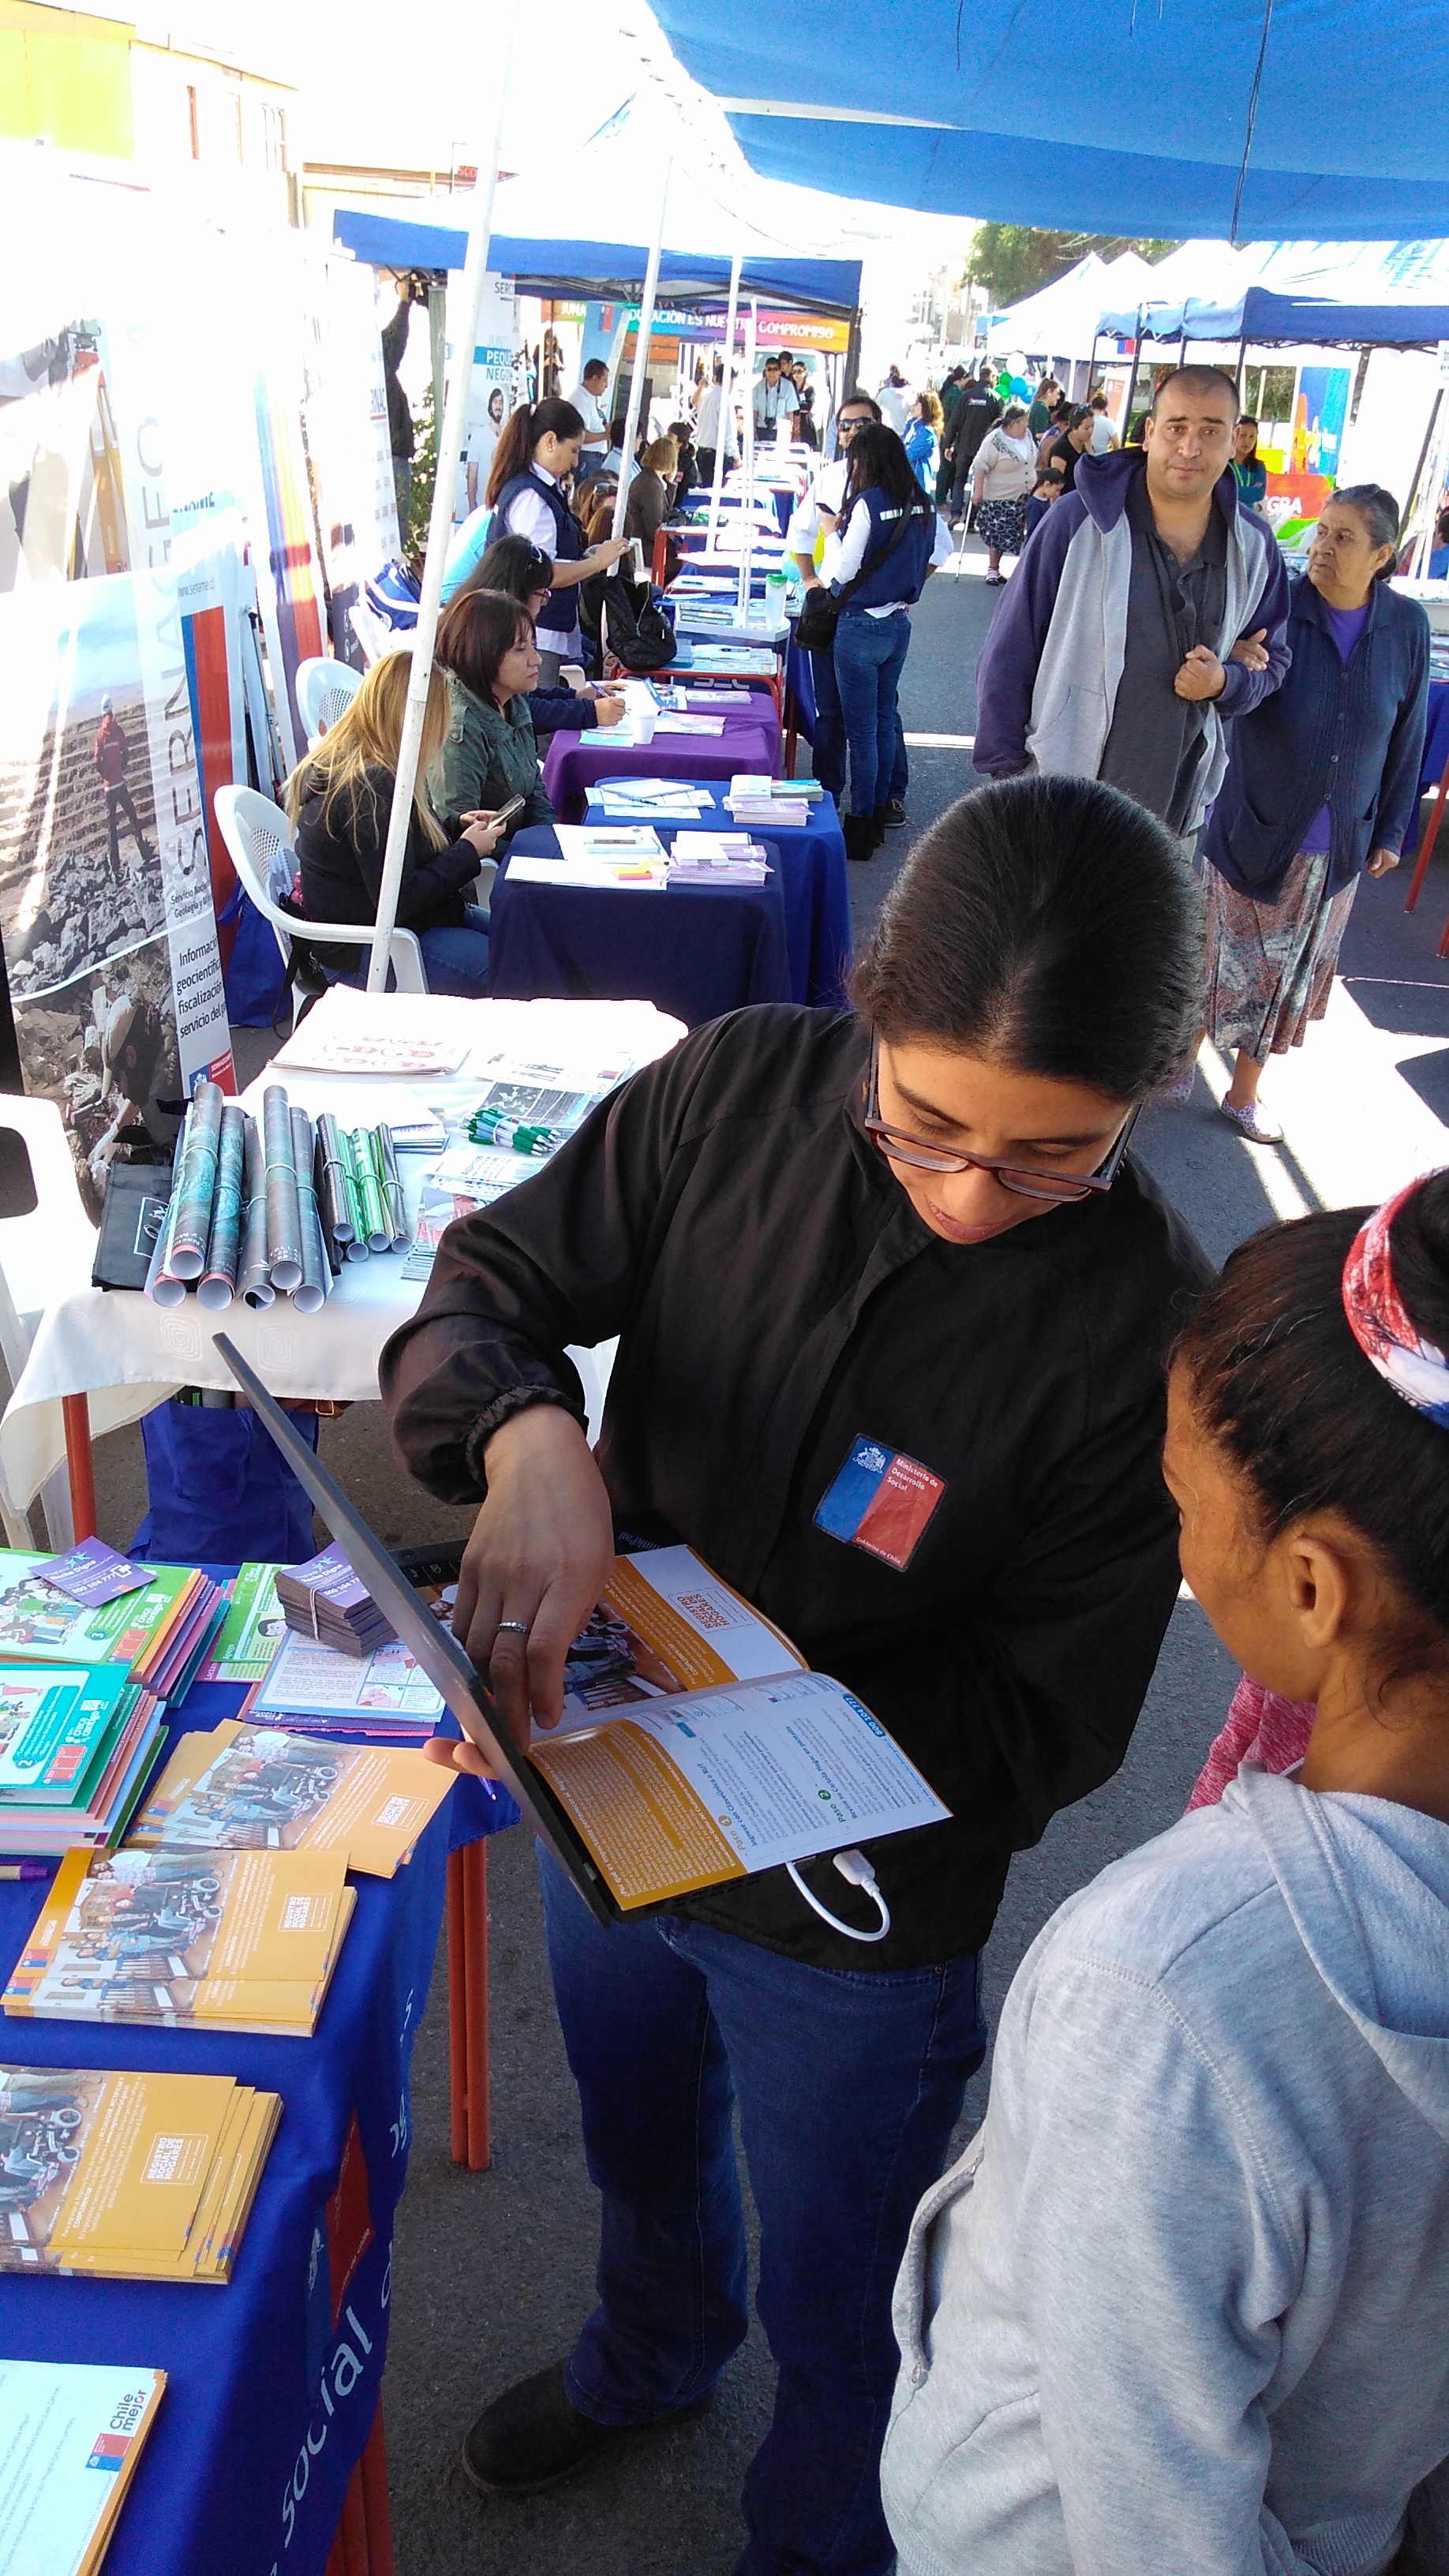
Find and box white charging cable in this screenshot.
[786,1848,891,1944]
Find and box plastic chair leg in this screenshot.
[62,1394,97,1541]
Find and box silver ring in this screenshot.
[494,1620,530,1634]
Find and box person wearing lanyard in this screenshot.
[789,393,889,818]
[380,772,1211,2576]
[487,397,629,687]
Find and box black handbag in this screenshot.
[792,504,917,655]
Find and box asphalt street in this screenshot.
[66,539,1449,2576]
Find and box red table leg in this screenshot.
[62,1393,96,1541]
[461,1839,491,2171]
[447,1848,468,2166]
[1406,743,1449,913]
[359,2406,395,2576]
[337,2458,368,2575]
[784,698,799,779]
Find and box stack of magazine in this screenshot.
[0,1547,226,1701]
[275,1545,393,1657]
[0,1664,164,1855]
[128,1719,453,1876]
[6,1844,354,2036]
[0,2359,165,2575]
[0,2061,277,2280]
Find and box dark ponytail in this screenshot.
[1332,481,1401,578]
[1175,1175,1449,1682]
[852,773,1203,1100]
[485,398,586,508]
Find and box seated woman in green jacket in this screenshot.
[433,588,559,844]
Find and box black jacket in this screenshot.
[381,1008,1211,1968]
[1203,571,1430,903]
[294,766,480,972]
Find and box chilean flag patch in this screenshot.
[814,1436,945,1571]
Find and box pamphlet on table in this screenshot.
[245,1627,445,1735]
[0,2358,164,2576]
[0,1551,223,1693]
[0,1665,164,1855]
[129,1721,452,1876]
[6,1843,354,2035]
[522,1545,949,1911]
[0,2062,278,2280]
[200,1563,284,1685]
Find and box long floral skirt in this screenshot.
[975,495,1028,556]
[1203,848,1360,1060]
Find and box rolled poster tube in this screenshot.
[238,1115,275,1310]
[197,1102,245,1310]
[336,1129,370,1256]
[144,1108,191,1309]
[167,1080,224,1279]
[315,1112,353,1247]
[262,1084,304,1292]
[353,1128,391,1252]
[376,1123,407,1246]
[290,1106,328,1312]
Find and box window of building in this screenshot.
[186,85,200,158]
[233,89,245,160]
[261,103,286,172]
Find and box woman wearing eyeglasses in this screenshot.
[380,773,1210,2576]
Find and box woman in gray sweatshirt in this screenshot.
[883,1175,1449,2576]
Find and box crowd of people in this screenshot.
[310,316,1449,2575]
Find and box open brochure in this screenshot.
[0,2359,165,2576]
[526,1548,949,1911]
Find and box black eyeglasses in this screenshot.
[863,1037,1139,1204]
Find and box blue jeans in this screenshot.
[832,609,912,818]
[812,641,908,807]
[324,902,489,997]
[539,1848,987,2576]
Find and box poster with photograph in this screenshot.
[447,271,523,519]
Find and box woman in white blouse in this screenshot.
[969,404,1037,586]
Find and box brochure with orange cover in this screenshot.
[522,1547,951,1911]
[5,1845,352,2035]
[0,2061,277,2281]
[130,1723,453,1875]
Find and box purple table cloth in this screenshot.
[542,704,782,818]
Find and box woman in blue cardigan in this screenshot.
[1200,484,1428,1144]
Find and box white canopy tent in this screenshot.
[987,249,1158,366]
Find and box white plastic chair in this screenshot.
[213,786,428,1020]
[0,1095,100,1549]
[295,657,364,746]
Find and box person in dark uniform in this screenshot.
[380,773,1211,2576]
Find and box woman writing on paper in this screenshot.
[487,397,631,685]
[380,773,1211,2576]
[432,589,559,846]
[288,650,500,998]
[453,536,625,736]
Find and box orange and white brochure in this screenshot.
[531,1548,949,1911]
[0,2061,276,2281]
[6,1844,351,2034]
[131,1723,453,1876]
[0,2359,164,2576]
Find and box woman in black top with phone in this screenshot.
[288,649,501,995]
[380,775,1211,2576]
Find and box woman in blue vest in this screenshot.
[829,424,947,862]
[1200,483,1428,1143]
[486,398,630,685]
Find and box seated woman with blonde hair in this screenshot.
[287,649,500,997]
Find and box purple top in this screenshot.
[1301,600,1371,854]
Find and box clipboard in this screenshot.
[212,1335,626,1926]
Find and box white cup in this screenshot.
[632,702,657,743]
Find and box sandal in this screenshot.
[1217,1098,1284,1146]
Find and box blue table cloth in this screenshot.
[784,632,818,747]
[583,783,851,1009]
[0,1589,511,2576]
[489,826,792,1028]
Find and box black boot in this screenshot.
[461,2357,710,2499]
[843,812,875,864]
[869,807,889,851]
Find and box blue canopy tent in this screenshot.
[646,0,1449,242]
[1099,243,1449,348]
[331,209,861,315]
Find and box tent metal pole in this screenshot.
[366,0,519,991]
[705,244,743,560]
[738,297,758,620]
[1405,385,1446,581]
[1121,308,1144,433]
[610,157,673,543]
[1235,331,1248,401]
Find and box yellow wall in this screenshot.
[0,1,135,157]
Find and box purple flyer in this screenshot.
[44,1537,152,1607]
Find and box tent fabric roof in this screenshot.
[648,0,1449,240]
[1099,241,1449,346]
[331,208,861,315]
[987,250,1158,358]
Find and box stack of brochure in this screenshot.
[128,1720,453,1876]
[0,2359,165,2576]
[6,1843,354,2035]
[236,1628,445,1739]
[0,1664,164,1855]
[0,1546,226,1702]
[276,1545,392,1657]
[199,1563,285,1687]
[0,2062,278,2280]
[668,835,770,885]
[507,827,669,890]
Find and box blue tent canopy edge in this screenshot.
[331,208,861,316]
